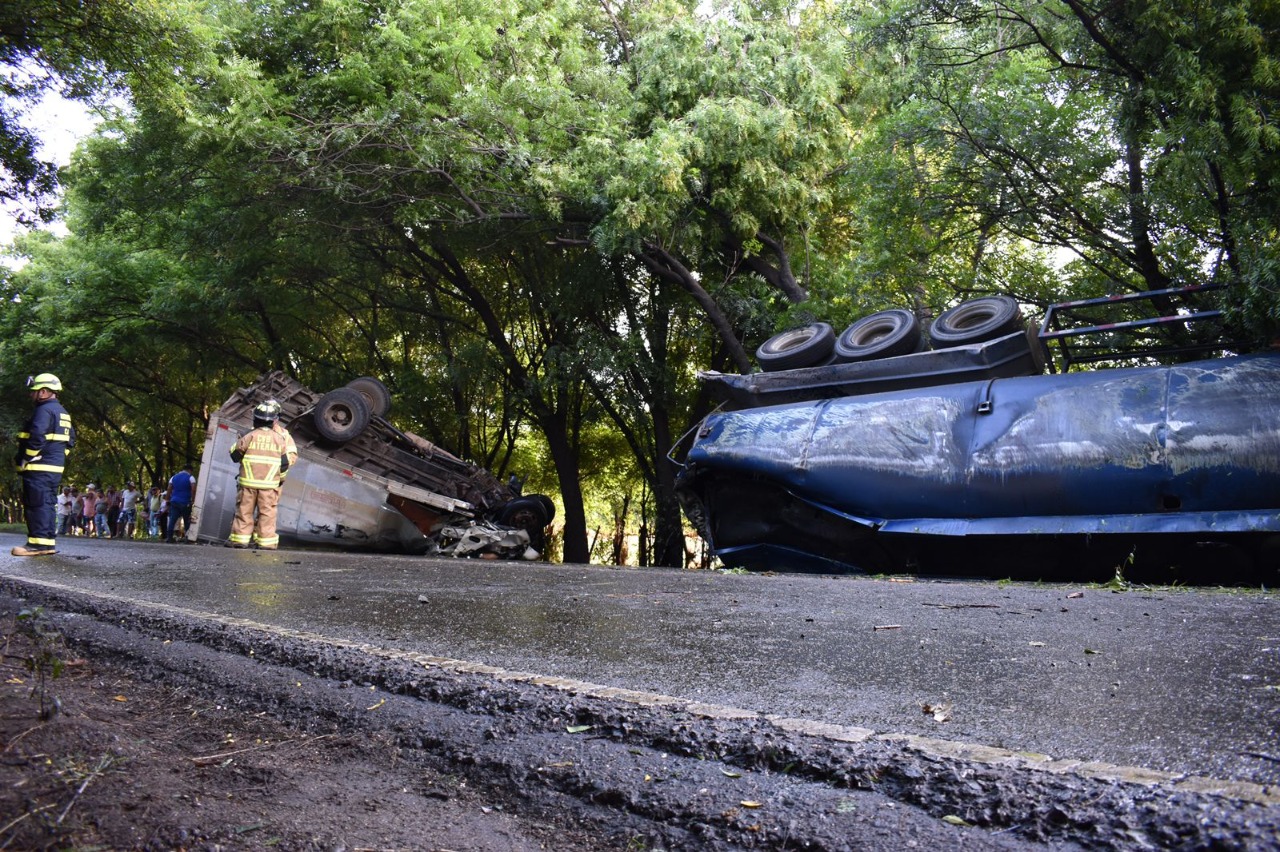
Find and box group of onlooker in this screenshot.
[53,465,197,543]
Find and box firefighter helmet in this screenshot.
[253,400,281,425]
[27,373,62,392]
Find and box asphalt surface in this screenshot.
[1,533,1276,799]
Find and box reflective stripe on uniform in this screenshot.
[27,536,56,547]
[17,401,72,476]
[232,427,286,489]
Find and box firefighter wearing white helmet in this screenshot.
[226,401,290,549]
[12,373,75,556]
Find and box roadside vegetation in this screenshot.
[2,0,1277,567]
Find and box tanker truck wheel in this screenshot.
[345,376,392,418]
[756,322,835,372]
[313,388,371,443]
[833,309,922,362]
[929,296,1024,348]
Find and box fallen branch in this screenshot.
[191,733,335,766]
[1,722,47,755]
[57,753,116,825]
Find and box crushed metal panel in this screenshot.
[1166,358,1280,478]
[276,462,418,549]
[963,367,1169,517]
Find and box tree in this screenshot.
[579,2,862,371]
[849,0,1280,344]
[0,0,193,218]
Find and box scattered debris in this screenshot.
[429,522,538,560]
[922,702,953,723]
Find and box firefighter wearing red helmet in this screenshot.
[226,401,290,549]
[12,373,75,556]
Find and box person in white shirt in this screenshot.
[55,486,74,536]
[117,482,141,539]
[147,487,163,538]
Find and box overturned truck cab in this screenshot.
[191,372,555,558]
[674,291,1280,580]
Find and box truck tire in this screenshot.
[345,376,392,418]
[929,296,1024,348]
[498,496,551,552]
[532,493,556,524]
[313,388,371,443]
[833,309,922,362]
[756,323,835,372]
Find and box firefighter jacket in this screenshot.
[14,397,75,475]
[229,426,290,490]
[273,422,298,476]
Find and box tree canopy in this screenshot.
[2,0,1278,564]
[0,0,195,220]
[849,0,1280,337]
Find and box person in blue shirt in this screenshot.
[165,464,196,543]
[12,373,75,556]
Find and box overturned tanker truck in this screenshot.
[673,286,1280,580]
[190,372,555,559]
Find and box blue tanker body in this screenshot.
[675,351,1280,577]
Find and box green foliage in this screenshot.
[5,0,1280,568]
[848,0,1280,344]
[0,0,198,214]
[577,1,862,369]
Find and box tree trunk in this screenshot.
[540,410,590,565]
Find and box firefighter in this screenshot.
[12,373,75,556]
[226,402,290,549]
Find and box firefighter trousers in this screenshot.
[21,471,60,549]
[229,485,281,549]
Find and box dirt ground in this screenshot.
[2,586,1277,852]
[0,599,1015,852]
[0,607,605,852]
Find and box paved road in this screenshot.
[2,534,1277,792]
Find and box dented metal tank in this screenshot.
[674,350,1280,577]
